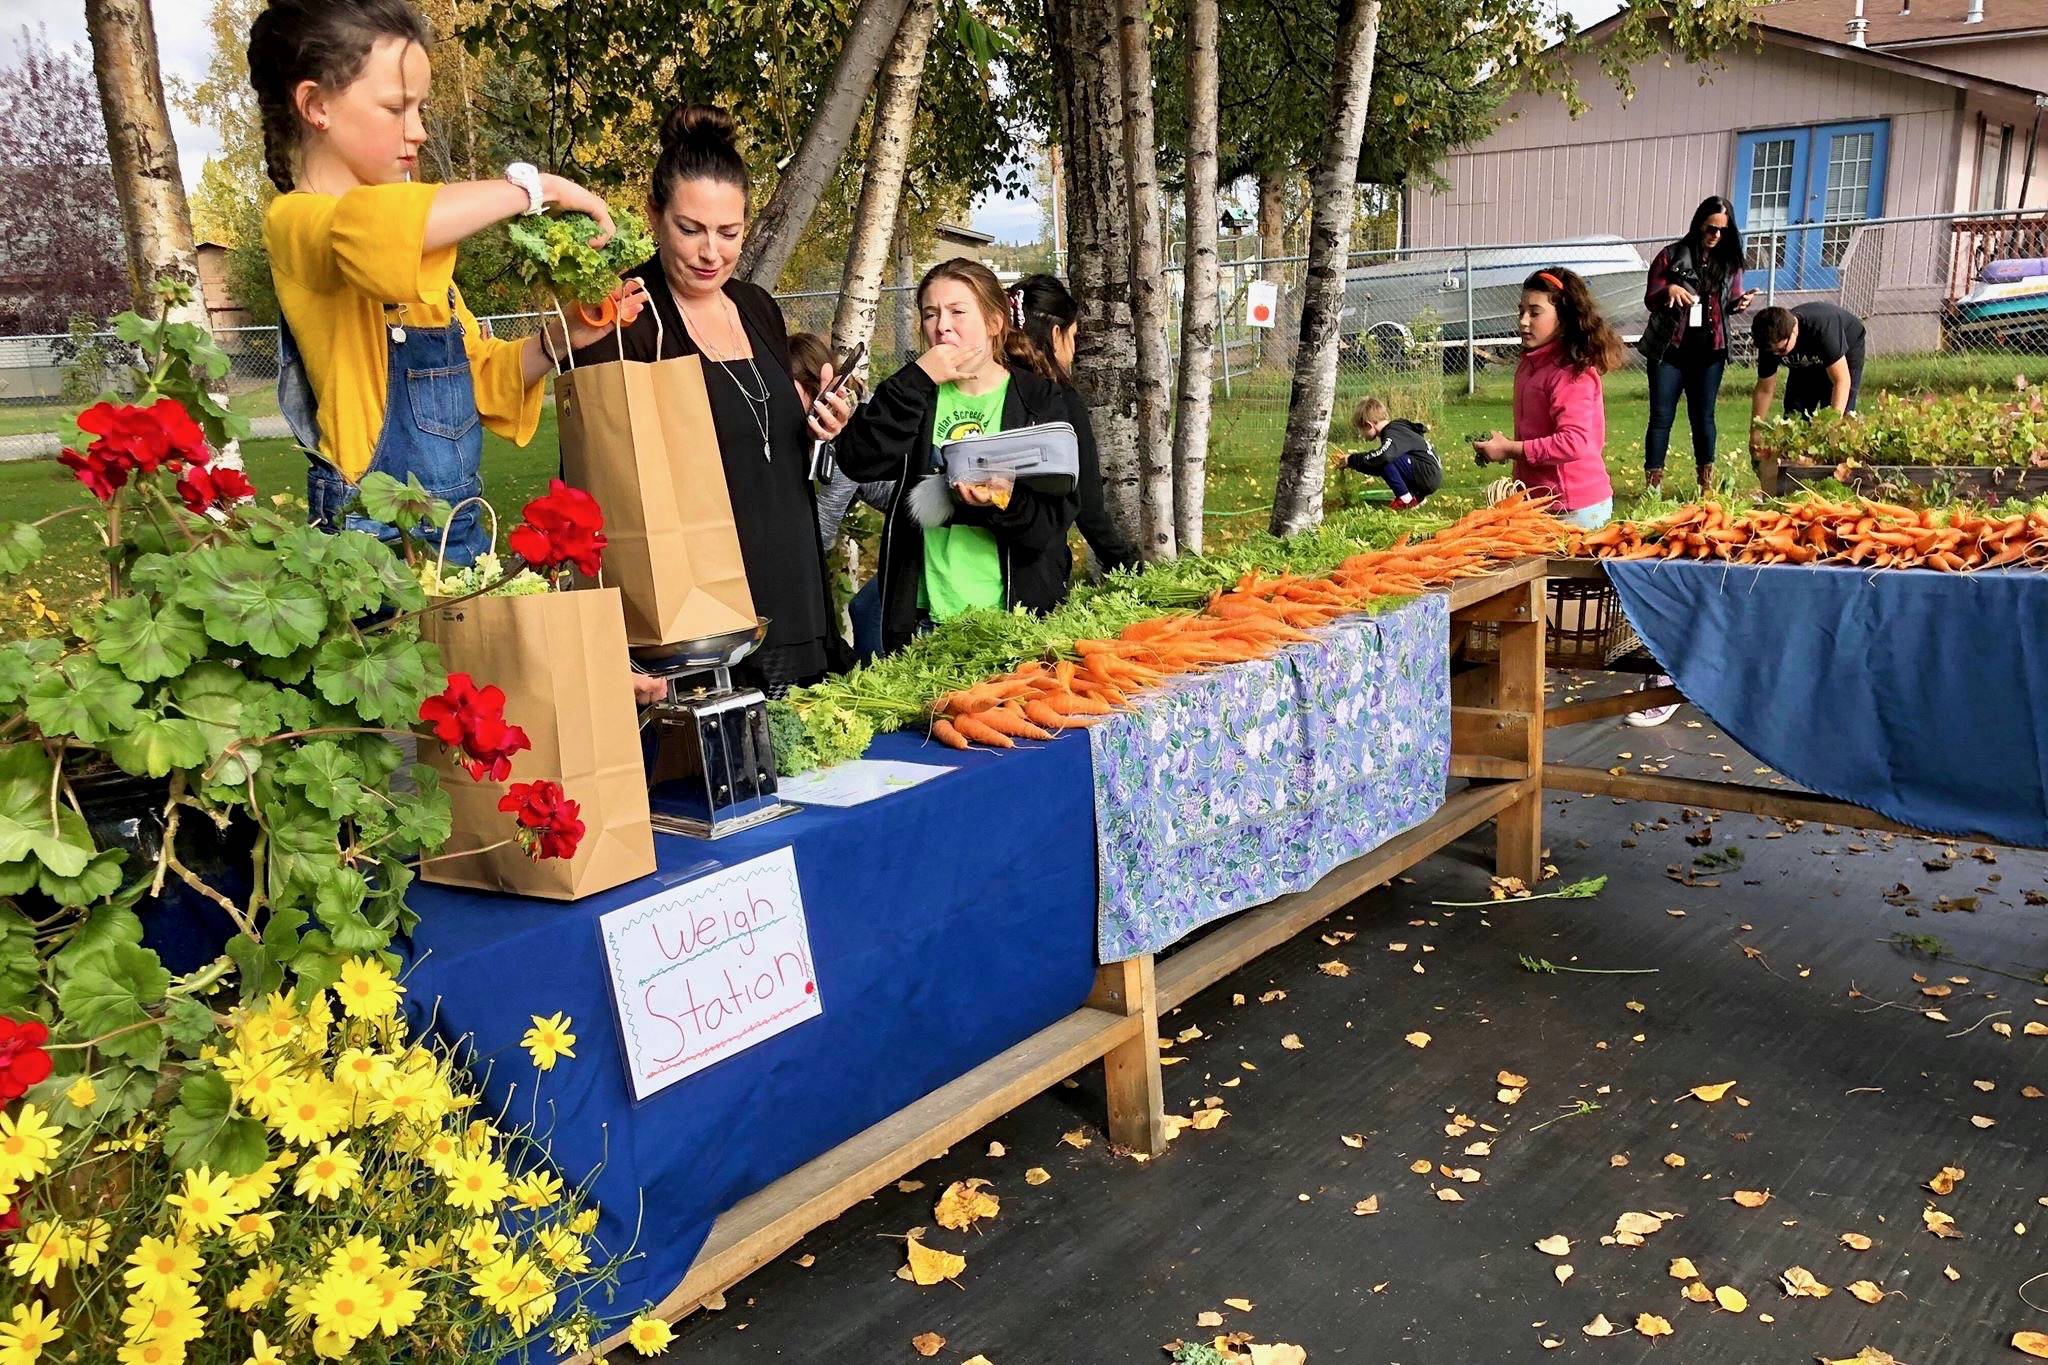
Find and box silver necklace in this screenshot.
[683,295,773,463]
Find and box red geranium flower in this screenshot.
[176,462,256,515]
[419,672,531,782]
[498,779,584,860]
[0,1206,18,1237]
[58,398,212,502]
[0,1017,52,1101]
[509,479,607,577]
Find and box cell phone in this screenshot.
[821,341,865,400]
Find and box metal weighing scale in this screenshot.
[635,618,798,840]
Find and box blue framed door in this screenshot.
[1735,120,1889,292]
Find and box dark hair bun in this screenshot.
[660,104,738,156]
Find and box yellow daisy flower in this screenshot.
[7,1223,70,1288]
[324,1234,388,1282]
[332,1048,394,1095]
[64,1218,111,1268]
[624,1311,676,1356]
[291,1140,361,1203]
[568,1206,601,1236]
[117,1283,206,1348]
[217,1047,294,1120]
[167,1166,238,1237]
[272,1079,350,1147]
[113,1340,182,1365]
[121,1236,202,1295]
[335,959,403,1021]
[62,1075,96,1110]
[244,1329,283,1365]
[454,1219,504,1264]
[371,1267,425,1336]
[224,1262,282,1314]
[0,1106,61,1186]
[398,1234,451,1272]
[507,1168,564,1211]
[535,1224,592,1274]
[520,1012,576,1071]
[441,1153,510,1213]
[226,1210,278,1254]
[0,1298,62,1364]
[305,1271,380,1341]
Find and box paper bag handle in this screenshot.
[435,495,501,580]
[546,283,663,374]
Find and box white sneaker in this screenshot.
[1625,674,1679,727]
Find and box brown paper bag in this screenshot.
[420,586,655,900]
[556,331,756,646]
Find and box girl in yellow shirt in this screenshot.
[247,0,630,564]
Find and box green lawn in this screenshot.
[6,346,2037,632]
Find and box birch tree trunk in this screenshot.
[738,0,914,290]
[1257,165,1291,371]
[1048,0,1142,545]
[891,195,917,366]
[1269,0,1382,538]
[85,0,206,329]
[829,0,940,369]
[1169,0,1219,555]
[1116,0,1175,561]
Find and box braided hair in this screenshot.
[246,0,432,192]
[1005,274,1078,384]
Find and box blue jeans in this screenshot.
[279,289,490,566]
[849,576,884,666]
[1644,353,1726,474]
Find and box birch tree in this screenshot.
[1114,0,1175,560]
[84,0,206,329]
[1169,0,1220,554]
[829,0,942,367]
[1268,0,1381,539]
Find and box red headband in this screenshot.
[1536,271,1565,291]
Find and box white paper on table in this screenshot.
[775,758,955,808]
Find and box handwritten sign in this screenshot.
[1245,280,1279,329]
[597,848,822,1101]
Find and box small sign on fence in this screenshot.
[598,847,822,1100]
[1245,280,1279,329]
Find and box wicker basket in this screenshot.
[1462,575,1641,671]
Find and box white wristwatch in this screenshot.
[505,162,545,217]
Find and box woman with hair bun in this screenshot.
[833,259,1085,655]
[1005,274,1136,574]
[567,104,855,696]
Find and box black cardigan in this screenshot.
[833,360,1085,653]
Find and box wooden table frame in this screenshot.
[585,561,1549,1358]
[1536,557,1974,840]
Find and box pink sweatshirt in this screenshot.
[1511,340,1612,512]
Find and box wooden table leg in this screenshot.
[1492,594,1545,885]
[1090,955,1165,1156]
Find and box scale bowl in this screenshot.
[631,617,772,676]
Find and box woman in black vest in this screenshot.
[1640,196,1759,493]
[568,104,853,696]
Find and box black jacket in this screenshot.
[834,360,1084,653]
[1347,419,1443,494]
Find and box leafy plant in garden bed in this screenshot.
[0,284,644,1361]
[1753,384,2048,471]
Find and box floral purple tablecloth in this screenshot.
[1090,594,1451,962]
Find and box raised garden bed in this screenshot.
[1753,387,2048,501]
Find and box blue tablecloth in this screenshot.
[399,728,1100,1336]
[1604,560,2048,846]
[1089,595,1451,960]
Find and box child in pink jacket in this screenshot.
[1473,267,1627,528]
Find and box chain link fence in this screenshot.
[4,210,2043,466]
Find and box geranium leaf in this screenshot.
[276,741,364,817]
[91,597,210,683]
[36,847,126,908]
[0,907,41,1014]
[0,639,60,706]
[0,743,96,877]
[103,711,211,779]
[165,1069,266,1175]
[164,995,219,1046]
[176,546,327,657]
[312,633,432,726]
[354,472,450,532]
[56,942,169,1066]
[24,657,144,743]
[0,522,44,578]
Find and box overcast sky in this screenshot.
[5,0,1626,245]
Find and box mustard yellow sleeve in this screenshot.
[456,288,544,447]
[312,182,458,306]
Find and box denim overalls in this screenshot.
[277,287,490,565]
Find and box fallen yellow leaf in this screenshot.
[1583,1313,1616,1338]
[1247,1346,1307,1365]
[2028,1022,2048,1037]
[1223,1297,1254,1312]
[1664,1152,1687,1168]
[2013,1331,2048,1359]
[1410,1159,1433,1174]
[1341,1133,1365,1149]
[1732,1189,1771,1208]
[1177,1026,1205,1043]
[903,1233,966,1286]
[1840,1231,1873,1251]
[1626,1000,1646,1013]
[1923,1205,1961,1239]
[1497,1070,1529,1088]
[1497,1087,1524,1105]
[1819,1351,1900,1365]
[934,1179,1001,1231]
[1435,1187,1465,1202]
[962,1357,993,1365]
[1921,984,1952,999]
[1944,1265,1961,1281]
[1556,1264,1575,1284]
[1847,1280,1884,1304]
[1443,1166,1482,1184]
[1779,1266,1831,1298]
[1637,1313,1674,1338]
[1061,1129,1091,1150]
[1196,1311,1224,1328]
[1281,1033,1305,1050]
[1971,1115,1998,1129]
[1189,1107,1227,1132]
[1405,1031,1432,1049]
[1465,1141,1492,1157]
[1353,1195,1380,1216]
[1714,1286,1748,1314]
[897,1179,926,1193]
[1689,1081,1738,1103]
[1319,960,1351,977]
[1534,1235,1571,1256]
[912,1331,946,1357]
[796,1253,816,1267]
[1615,1211,1666,1238]
[1928,1165,1965,1196]
[2024,1086,2045,1099]
[1610,1154,1630,1168]
[1682,1281,1712,1303]
[1669,1257,1700,1280]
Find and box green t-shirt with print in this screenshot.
[921,376,1009,621]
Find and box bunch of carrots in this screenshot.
[1566,497,2048,572]
[928,494,1567,750]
